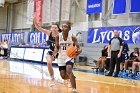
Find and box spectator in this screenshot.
[2,40,8,58]
[96,45,108,72]
[124,47,139,72]
[131,55,140,76]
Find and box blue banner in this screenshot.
[86,0,102,14]
[87,26,140,44]
[28,31,48,44]
[130,0,140,13]
[1,32,24,43]
[113,0,126,14]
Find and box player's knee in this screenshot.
[47,61,52,66]
[47,57,53,64]
[61,75,65,79]
[60,73,66,79]
[66,69,72,75]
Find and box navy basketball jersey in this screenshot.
[47,32,56,51]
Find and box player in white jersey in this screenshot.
[53,21,81,93]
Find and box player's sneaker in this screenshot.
[48,78,56,87]
[72,88,78,93]
[57,77,64,84]
[67,79,71,88]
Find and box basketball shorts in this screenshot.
[47,51,59,58]
[58,55,74,71]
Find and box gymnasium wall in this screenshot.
[0,6,7,33]
[12,2,31,30]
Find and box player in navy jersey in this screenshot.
[34,17,61,86]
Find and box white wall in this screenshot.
[75,0,87,23]
[70,0,88,32]
[12,2,31,30]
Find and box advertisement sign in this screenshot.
[86,0,102,14]
[24,48,44,61]
[1,32,24,43]
[87,26,140,44]
[10,47,25,59]
[28,31,48,44]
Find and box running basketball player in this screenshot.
[53,21,82,93]
[33,17,60,86]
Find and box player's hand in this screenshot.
[33,15,37,24]
[72,35,77,42]
[33,13,36,19]
[51,54,56,61]
[76,48,82,55]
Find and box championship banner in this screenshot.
[35,0,42,24]
[1,32,24,43]
[113,0,126,14]
[87,26,140,44]
[26,0,34,24]
[86,0,102,14]
[130,0,140,13]
[28,31,48,44]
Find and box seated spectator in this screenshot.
[0,42,4,58]
[96,45,108,72]
[96,57,102,71]
[2,40,8,58]
[131,55,140,75]
[124,47,139,72]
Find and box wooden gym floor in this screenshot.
[0,59,140,93]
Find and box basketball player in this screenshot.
[33,17,60,86]
[53,21,82,93]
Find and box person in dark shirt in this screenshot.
[102,45,108,57]
[96,45,108,72]
[124,47,139,72]
[132,54,140,74]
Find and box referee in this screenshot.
[106,30,123,77]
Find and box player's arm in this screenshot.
[72,35,82,54]
[33,17,50,36]
[52,35,60,57]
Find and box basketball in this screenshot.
[66,45,79,58]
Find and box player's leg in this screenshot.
[59,66,71,87]
[59,66,69,79]
[58,57,71,87]
[66,61,77,92]
[47,54,55,79]
[46,51,56,87]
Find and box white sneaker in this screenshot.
[67,79,71,88]
[48,78,56,87]
[57,77,64,84]
[72,88,78,93]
